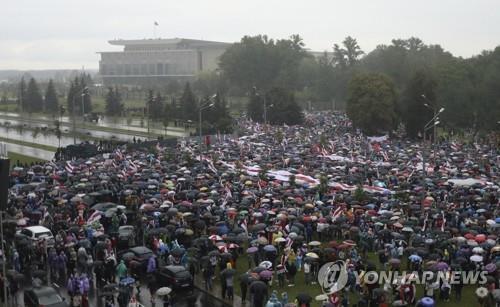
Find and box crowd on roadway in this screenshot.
[3,111,499,307]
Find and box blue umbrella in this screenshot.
[408,254,422,262]
[495,217,500,224]
[119,277,135,286]
[263,245,277,252]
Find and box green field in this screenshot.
[219,246,480,307]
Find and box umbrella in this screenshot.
[472,247,484,254]
[308,241,321,247]
[484,263,497,273]
[305,252,319,259]
[433,262,449,271]
[470,255,483,262]
[389,258,401,265]
[259,270,273,279]
[259,261,273,269]
[257,237,268,245]
[274,237,286,243]
[408,254,422,262]
[119,277,135,286]
[263,245,277,252]
[246,247,258,254]
[156,287,172,296]
[402,227,414,233]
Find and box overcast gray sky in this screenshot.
[2,0,499,70]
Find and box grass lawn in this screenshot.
[8,152,46,165]
[0,135,58,151]
[220,244,481,307]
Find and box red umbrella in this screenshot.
[464,233,475,240]
[475,234,486,243]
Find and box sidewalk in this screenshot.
[193,273,247,307]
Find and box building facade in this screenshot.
[98,38,231,86]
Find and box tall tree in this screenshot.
[25,78,44,113]
[44,79,59,114]
[180,82,197,121]
[346,73,397,135]
[18,77,27,112]
[343,36,364,67]
[219,34,308,92]
[266,87,303,125]
[105,87,124,116]
[247,88,264,123]
[401,70,437,138]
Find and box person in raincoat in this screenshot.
[266,290,283,307]
[116,260,128,281]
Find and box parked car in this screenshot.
[156,265,193,292]
[117,225,136,248]
[16,226,55,248]
[24,286,68,307]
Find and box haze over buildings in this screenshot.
[2,0,500,70]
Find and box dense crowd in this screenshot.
[3,112,499,307]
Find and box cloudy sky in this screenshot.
[2,0,499,70]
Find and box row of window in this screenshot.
[100,63,180,75]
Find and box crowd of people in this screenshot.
[3,111,499,307]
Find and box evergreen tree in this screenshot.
[180,82,197,121]
[266,87,303,125]
[146,90,155,120]
[44,79,59,114]
[151,92,165,121]
[18,77,27,112]
[105,87,124,116]
[247,89,264,123]
[25,78,44,113]
[66,78,79,114]
[80,76,92,114]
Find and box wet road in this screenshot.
[5,141,55,160]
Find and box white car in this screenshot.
[16,226,55,248]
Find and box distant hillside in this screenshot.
[0,69,98,83]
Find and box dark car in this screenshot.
[156,265,193,292]
[117,225,136,248]
[24,286,68,307]
[119,246,153,273]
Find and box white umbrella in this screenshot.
[470,255,483,262]
[308,241,321,247]
[274,237,286,243]
[156,287,172,296]
[306,252,319,259]
[259,261,273,269]
[472,247,484,254]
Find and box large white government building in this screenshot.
[98,38,231,86]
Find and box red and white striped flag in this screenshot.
[65,161,74,173]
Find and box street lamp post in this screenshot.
[421,107,444,176]
[421,94,443,143]
[198,95,216,160]
[72,87,88,144]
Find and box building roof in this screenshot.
[109,38,232,48]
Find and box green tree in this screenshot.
[105,87,124,116]
[247,88,264,122]
[66,78,79,114]
[346,73,397,135]
[25,78,44,113]
[44,79,59,114]
[180,82,197,121]
[18,77,27,112]
[80,76,92,114]
[219,34,308,92]
[266,87,304,125]
[400,70,437,138]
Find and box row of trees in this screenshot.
[218,35,500,135]
[18,78,59,113]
